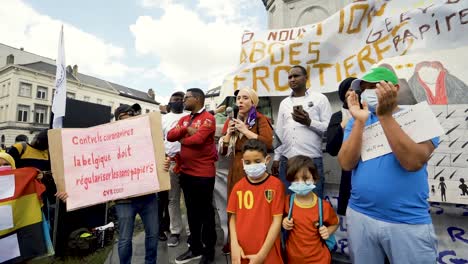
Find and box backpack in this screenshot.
[67,228,97,256]
[287,194,337,251]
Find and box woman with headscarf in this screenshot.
[326,77,356,216]
[220,87,273,196]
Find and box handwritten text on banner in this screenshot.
[61,116,159,211]
[361,101,445,161]
[221,0,468,96]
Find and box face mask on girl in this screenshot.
[243,163,267,179]
[288,181,316,196]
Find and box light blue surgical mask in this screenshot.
[360,89,378,112]
[288,181,316,196]
[243,163,267,179]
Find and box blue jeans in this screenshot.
[279,156,325,198]
[346,207,437,264]
[115,194,159,264]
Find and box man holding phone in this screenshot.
[272,65,332,197]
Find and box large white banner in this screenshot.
[221,0,468,96]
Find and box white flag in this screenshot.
[52,25,66,129]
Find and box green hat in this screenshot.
[351,67,398,91]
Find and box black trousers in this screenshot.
[180,173,217,256]
[158,190,170,233]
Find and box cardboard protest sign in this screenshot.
[361,101,445,161]
[48,112,169,211]
[221,0,468,97]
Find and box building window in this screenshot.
[146,109,150,113]
[34,105,48,124]
[19,82,32,97]
[36,86,48,100]
[83,96,90,102]
[97,99,102,104]
[17,105,29,122]
[66,92,76,99]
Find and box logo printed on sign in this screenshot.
[264,189,274,203]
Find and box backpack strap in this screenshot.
[287,193,295,220]
[318,197,323,227]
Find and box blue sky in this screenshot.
[0,0,267,103]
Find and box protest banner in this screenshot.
[48,112,169,211]
[221,0,468,97]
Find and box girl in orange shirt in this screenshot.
[282,155,339,264]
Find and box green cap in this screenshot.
[351,67,398,91]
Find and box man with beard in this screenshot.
[167,88,217,264]
[271,65,332,198]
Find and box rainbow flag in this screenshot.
[0,168,50,263]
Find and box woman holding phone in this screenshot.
[220,87,273,196]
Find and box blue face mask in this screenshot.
[360,89,378,112]
[288,181,316,196]
[243,163,267,179]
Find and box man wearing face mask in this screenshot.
[161,91,189,247]
[338,67,439,264]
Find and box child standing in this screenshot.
[282,155,339,264]
[227,139,285,264]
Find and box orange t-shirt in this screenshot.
[284,195,339,264]
[227,175,285,264]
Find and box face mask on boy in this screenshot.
[243,163,267,179]
[288,181,316,196]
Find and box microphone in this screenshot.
[232,105,239,119]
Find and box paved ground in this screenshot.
[104,213,228,264]
[104,232,229,264]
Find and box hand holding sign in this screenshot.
[376,81,398,117]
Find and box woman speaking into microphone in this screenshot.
[219,87,273,196]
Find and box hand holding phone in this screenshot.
[293,105,303,113]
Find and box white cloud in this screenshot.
[197,0,257,23]
[141,0,172,8]
[0,0,137,80]
[130,2,260,90]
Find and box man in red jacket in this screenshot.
[167,88,217,264]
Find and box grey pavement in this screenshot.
[104,231,229,264]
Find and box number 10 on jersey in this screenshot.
[236,190,254,209]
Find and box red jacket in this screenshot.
[167,109,217,177]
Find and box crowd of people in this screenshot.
[1,64,439,264]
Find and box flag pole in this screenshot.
[51,24,66,252]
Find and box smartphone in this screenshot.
[293,105,303,112]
